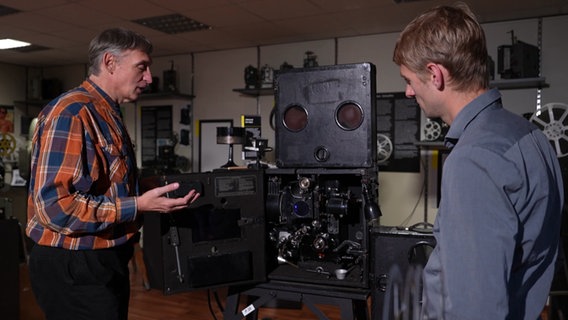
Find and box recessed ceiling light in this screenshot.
[133,14,211,34]
[0,39,31,50]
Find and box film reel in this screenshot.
[377,134,393,164]
[529,102,568,158]
[0,133,16,157]
[423,119,442,141]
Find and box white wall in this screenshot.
[193,47,258,170]
[0,64,26,105]
[541,16,568,106]
[1,15,567,226]
[0,63,29,168]
[42,64,87,92]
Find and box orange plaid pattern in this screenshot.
[26,80,140,250]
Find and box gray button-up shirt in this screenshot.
[422,88,564,320]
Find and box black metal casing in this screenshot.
[142,63,381,303]
[265,167,377,289]
[370,226,436,319]
[142,170,266,294]
[274,63,377,168]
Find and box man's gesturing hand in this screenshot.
[137,182,200,213]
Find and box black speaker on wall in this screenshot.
[274,62,377,168]
[370,226,436,320]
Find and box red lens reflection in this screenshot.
[283,105,308,132]
[336,102,363,130]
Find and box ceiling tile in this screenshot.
[0,0,72,11]
[182,4,265,27]
[238,0,321,20]
[0,0,566,66]
[0,12,75,33]
[36,2,122,27]
[78,0,171,20]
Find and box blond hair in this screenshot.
[393,2,489,91]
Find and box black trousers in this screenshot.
[29,243,134,320]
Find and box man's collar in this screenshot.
[444,88,501,148]
[83,78,122,116]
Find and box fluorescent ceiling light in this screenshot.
[0,38,31,50]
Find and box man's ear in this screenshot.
[426,63,445,90]
[103,52,116,75]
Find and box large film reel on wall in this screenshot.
[376,133,393,164]
[422,118,448,142]
[529,102,568,158]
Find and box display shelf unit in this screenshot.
[232,87,274,97]
[14,93,195,109]
[138,92,195,100]
[131,93,194,173]
[13,99,49,107]
[414,141,447,150]
[490,77,549,90]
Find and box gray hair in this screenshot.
[88,28,153,76]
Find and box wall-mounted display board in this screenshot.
[376,92,421,172]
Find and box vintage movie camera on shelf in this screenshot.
[497,32,540,79]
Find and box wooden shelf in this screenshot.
[14,99,50,107]
[15,93,195,107]
[138,92,194,100]
[490,77,549,90]
[415,141,448,150]
[233,87,274,97]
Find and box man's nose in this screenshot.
[144,68,153,83]
[405,85,415,98]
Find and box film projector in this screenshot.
[142,62,440,319]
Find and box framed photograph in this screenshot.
[0,105,14,134]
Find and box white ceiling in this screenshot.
[0,0,567,67]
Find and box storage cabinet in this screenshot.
[125,93,194,174]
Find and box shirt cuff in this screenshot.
[118,196,137,222]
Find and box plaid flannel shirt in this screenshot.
[26,79,140,250]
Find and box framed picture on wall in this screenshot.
[0,105,14,134]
